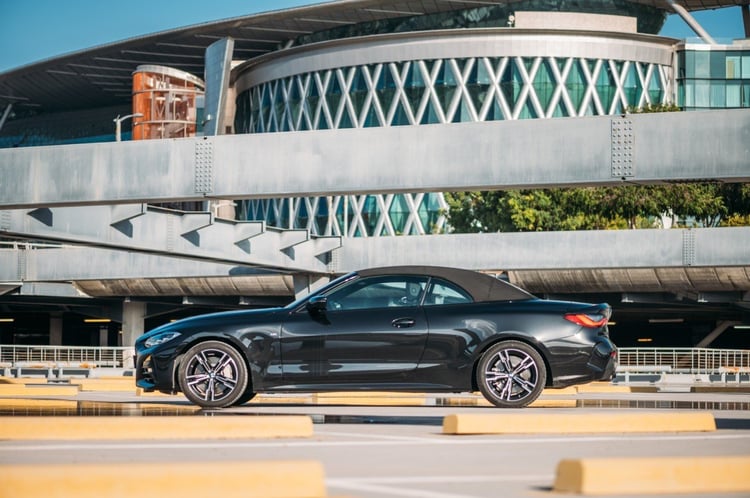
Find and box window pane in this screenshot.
[726,55,741,79]
[326,276,427,310]
[727,82,741,107]
[710,52,726,78]
[710,81,726,108]
[695,80,710,107]
[694,52,710,78]
[425,279,472,305]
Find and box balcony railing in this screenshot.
[0,345,133,370]
[0,345,748,379]
[617,347,750,375]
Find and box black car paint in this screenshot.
[136,284,616,400]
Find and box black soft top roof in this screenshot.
[356,266,533,302]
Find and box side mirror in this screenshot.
[306,295,328,314]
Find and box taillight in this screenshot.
[564,313,608,328]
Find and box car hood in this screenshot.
[141,306,287,338]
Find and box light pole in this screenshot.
[113,113,143,142]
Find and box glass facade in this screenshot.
[236,57,669,133]
[235,53,669,237]
[677,46,750,110]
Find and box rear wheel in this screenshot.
[477,340,546,408]
[178,341,249,409]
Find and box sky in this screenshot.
[0,1,746,73]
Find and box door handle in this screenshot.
[392,318,416,329]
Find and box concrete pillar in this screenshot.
[121,300,146,347]
[49,313,63,346]
[98,326,108,347]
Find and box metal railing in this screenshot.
[0,345,133,368]
[618,347,750,374]
[1,344,748,376]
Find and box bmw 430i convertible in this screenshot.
[135,266,617,409]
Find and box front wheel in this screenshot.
[477,340,546,408]
[178,340,249,409]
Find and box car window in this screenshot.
[325,275,428,310]
[425,278,473,306]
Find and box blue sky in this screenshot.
[0,1,745,73]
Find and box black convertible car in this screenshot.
[135,266,617,408]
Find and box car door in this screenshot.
[280,275,429,386]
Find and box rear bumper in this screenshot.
[550,336,618,388]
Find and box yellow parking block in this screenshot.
[440,397,576,408]
[542,387,578,396]
[0,415,314,440]
[0,377,48,385]
[0,384,79,396]
[313,393,426,406]
[72,380,137,392]
[0,398,77,409]
[0,460,327,498]
[135,387,183,397]
[442,412,716,435]
[576,383,632,393]
[553,456,750,495]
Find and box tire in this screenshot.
[477,340,547,408]
[178,340,249,409]
[232,388,257,406]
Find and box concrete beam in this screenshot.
[0,110,748,209]
[1,228,748,289]
[334,227,750,272]
[0,246,257,281]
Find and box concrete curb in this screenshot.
[0,415,314,440]
[0,460,327,498]
[442,412,716,435]
[553,456,750,494]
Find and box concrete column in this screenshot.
[98,326,108,347]
[121,300,146,347]
[49,313,63,346]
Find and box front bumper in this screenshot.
[135,348,180,394]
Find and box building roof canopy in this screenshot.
[0,0,746,116]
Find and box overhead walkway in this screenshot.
[0,110,748,209]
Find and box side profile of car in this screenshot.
[135,266,617,409]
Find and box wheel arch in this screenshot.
[171,334,253,393]
[470,335,553,392]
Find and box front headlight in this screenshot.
[144,331,182,348]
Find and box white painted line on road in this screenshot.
[1,433,749,452]
[327,475,553,498]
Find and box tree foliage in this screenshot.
[445,183,750,233]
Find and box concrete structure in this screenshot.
[0,0,749,349]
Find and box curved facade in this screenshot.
[232,25,675,236]
[132,65,205,140]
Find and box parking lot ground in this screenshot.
[0,390,749,498]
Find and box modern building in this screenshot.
[1,0,749,350]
